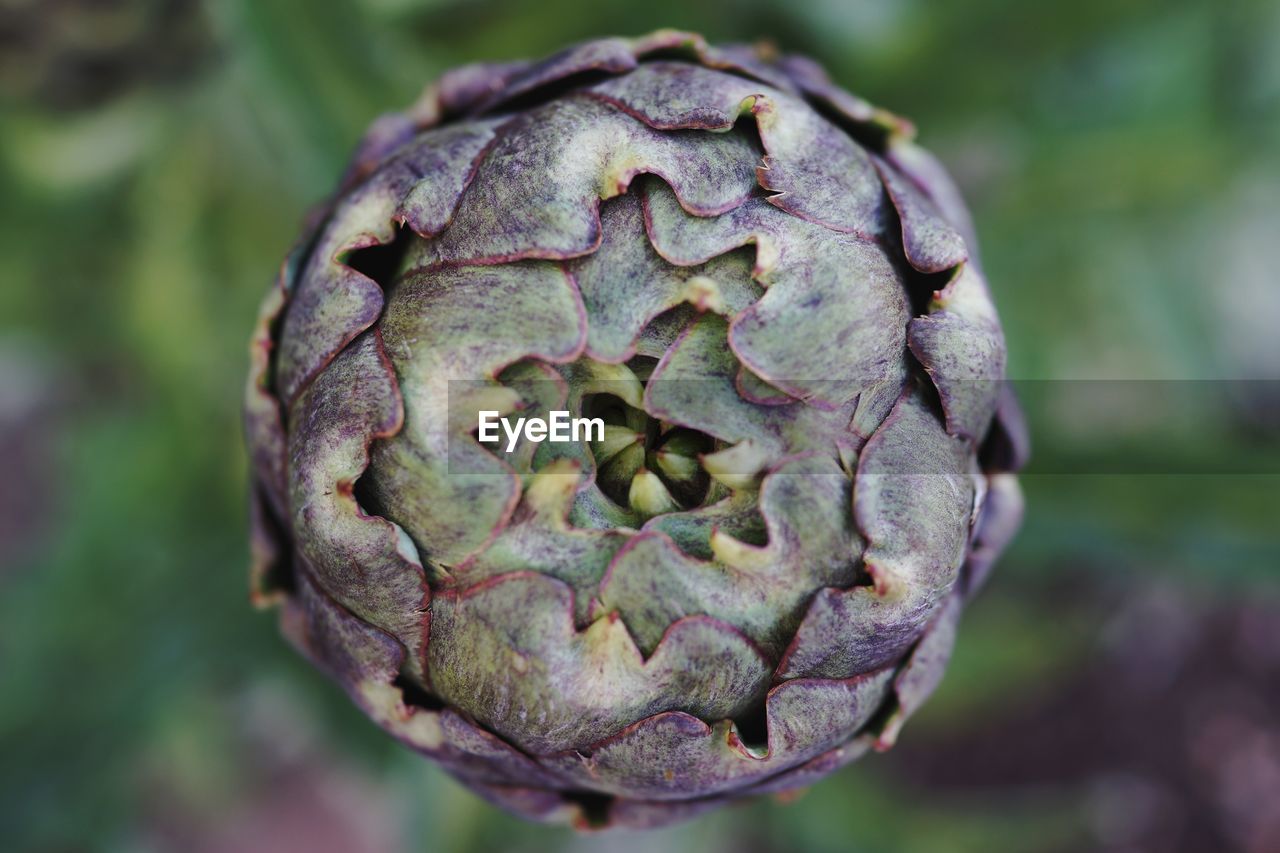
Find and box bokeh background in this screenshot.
[2,0,1278,850]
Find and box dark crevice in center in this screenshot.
[393,673,444,711]
[841,558,877,595]
[908,266,956,317]
[733,701,771,754]
[886,210,955,317]
[561,790,615,829]
[342,225,414,295]
[582,383,716,513]
[253,487,296,596]
[731,113,767,160]
[351,473,386,523]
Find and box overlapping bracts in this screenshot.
[245,30,1026,829]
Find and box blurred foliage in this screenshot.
[1,0,1278,851]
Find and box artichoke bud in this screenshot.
[598,442,646,498]
[591,424,646,466]
[650,445,700,486]
[628,468,682,519]
[244,29,1026,830]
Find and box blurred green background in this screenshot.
[1,0,1278,851]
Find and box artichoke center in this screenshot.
[584,376,715,519]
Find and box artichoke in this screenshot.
[245,30,1027,829]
